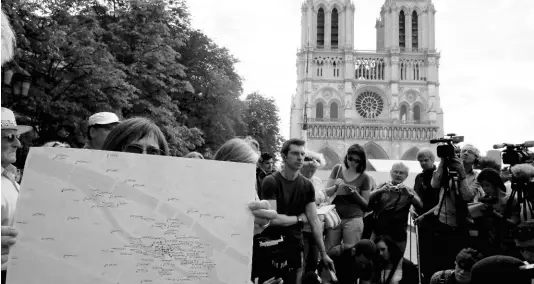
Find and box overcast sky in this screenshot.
[187,0,534,153]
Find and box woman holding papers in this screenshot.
[324,144,372,252]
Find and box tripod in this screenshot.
[503,176,534,223]
[436,158,467,228]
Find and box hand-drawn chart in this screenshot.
[7,148,255,284]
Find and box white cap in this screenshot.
[88,112,120,126]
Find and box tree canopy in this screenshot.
[2,0,283,164]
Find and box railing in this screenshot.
[354,55,386,81]
[309,118,341,122]
[343,119,435,125]
[306,123,438,141]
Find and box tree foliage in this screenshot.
[3,0,283,162]
[241,92,283,155]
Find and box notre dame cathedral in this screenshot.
[290,0,444,169]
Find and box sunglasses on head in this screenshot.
[123,144,162,155]
[2,133,20,142]
[347,157,361,163]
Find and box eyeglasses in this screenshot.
[347,157,361,163]
[123,144,162,155]
[2,134,20,143]
[304,157,318,162]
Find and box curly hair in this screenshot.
[303,150,326,169]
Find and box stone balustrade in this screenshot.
[307,123,438,141]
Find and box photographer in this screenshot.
[468,168,520,257]
[415,144,482,273]
[369,163,422,254]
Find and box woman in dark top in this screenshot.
[373,235,419,284]
[324,144,372,251]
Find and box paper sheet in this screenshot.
[7,148,255,284]
[316,205,335,215]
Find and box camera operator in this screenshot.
[415,144,482,273]
[260,139,335,284]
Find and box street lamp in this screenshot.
[2,67,32,105]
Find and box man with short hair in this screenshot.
[260,139,335,284]
[369,162,422,253]
[413,148,440,284]
[256,152,274,197]
[84,112,119,150]
[1,108,32,282]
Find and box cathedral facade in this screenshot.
[290,0,444,170]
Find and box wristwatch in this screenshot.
[297,216,304,227]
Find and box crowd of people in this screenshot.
[249,134,534,284]
[2,107,534,284]
[2,7,533,284]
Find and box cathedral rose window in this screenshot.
[355,91,384,119]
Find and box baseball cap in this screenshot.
[88,112,119,126]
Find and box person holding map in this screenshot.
[260,138,336,284]
[1,107,32,283]
[101,117,277,235]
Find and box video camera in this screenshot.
[493,141,534,166]
[430,133,464,159]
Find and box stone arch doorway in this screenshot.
[319,147,341,170]
[363,142,389,160]
[401,146,420,161]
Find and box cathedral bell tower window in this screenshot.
[412,11,418,50]
[317,8,325,48]
[331,8,339,49]
[399,11,406,49]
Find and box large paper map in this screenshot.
[7,148,255,284]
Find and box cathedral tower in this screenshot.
[290,0,444,169]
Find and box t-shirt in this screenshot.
[330,164,371,218]
[261,171,315,242]
[414,167,440,215]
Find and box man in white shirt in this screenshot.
[1,107,32,282]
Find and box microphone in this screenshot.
[493,141,534,149]
[493,143,508,149]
